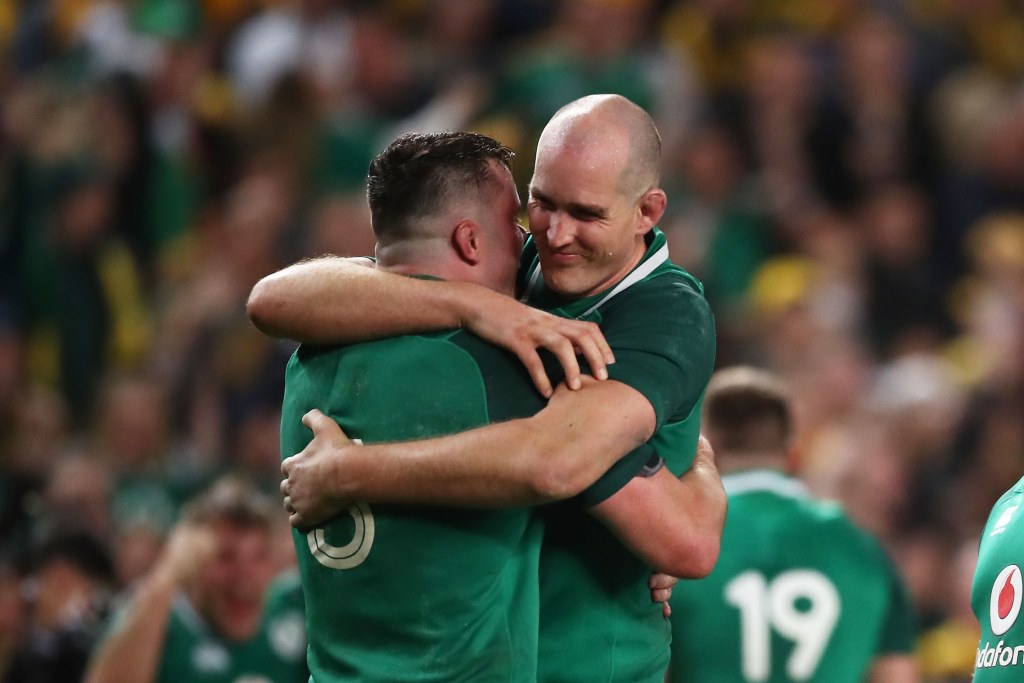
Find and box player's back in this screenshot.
[281,331,546,683]
[668,469,914,683]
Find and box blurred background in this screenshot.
[2,0,1024,680]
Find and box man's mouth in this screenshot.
[547,252,583,264]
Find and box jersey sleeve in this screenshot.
[875,553,918,654]
[569,444,661,508]
[601,275,716,430]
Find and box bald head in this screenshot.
[541,94,662,199]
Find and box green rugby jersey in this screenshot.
[973,474,1024,681]
[668,470,916,683]
[519,228,717,682]
[156,572,308,683]
[282,328,654,682]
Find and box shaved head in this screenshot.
[542,94,662,199]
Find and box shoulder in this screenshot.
[447,330,547,420]
[605,266,714,332]
[805,498,896,566]
[990,475,1024,517]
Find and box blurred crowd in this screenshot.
[2,0,1024,681]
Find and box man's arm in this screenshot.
[588,435,726,579]
[281,378,656,528]
[868,655,919,683]
[84,524,217,683]
[248,257,613,396]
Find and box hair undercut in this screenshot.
[366,132,515,245]
[704,366,793,455]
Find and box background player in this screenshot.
[668,366,918,683]
[84,477,307,683]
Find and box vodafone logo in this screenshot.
[992,565,1023,636]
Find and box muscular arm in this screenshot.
[282,378,656,526]
[868,655,919,683]
[248,258,612,396]
[588,435,726,578]
[248,257,470,343]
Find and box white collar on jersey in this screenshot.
[524,243,670,319]
[723,469,810,499]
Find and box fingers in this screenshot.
[570,320,614,380]
[519,349,554,398]
[301,409,324,430]
[574,334,610,381]
[544,336,582,391]
[695,434,716,465]
[303,409,349,440]
[648,573,679,590]
[649,573,677,612]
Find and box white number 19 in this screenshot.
[724,569,840,681]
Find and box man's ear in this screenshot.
[452,220,482,265]
[637,188,667,234]
[784,442,801,476]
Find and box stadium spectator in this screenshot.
[668,366,918,682]
[4,531,116,683]
[83,476,306,683]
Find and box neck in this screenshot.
[717,450,789,475]
[376,239,455,281]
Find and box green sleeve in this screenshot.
[601,275,716,430]
[570,444,660,508]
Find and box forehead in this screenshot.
[530,138,626,207]
[210,520,271,548]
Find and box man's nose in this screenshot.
[546,212,574,248]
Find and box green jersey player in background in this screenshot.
[668,366,918,683]
[252,95,726,682]
[972,474,1024,680]
[85,477,308,683]
[278,131,662,682]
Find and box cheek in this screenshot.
[527,207,547,233]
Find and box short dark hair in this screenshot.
[29,530,116,585]
[704,366,793,454]
[366,131,514,245]
[180,476,276,531]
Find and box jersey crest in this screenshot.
[268,612,307,660]
[991,505,1019,537]
[192,641,229,672]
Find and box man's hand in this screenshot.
[692,434,718,477]
[281,410,355,529]
[649,572,679,618]
[155,521,218,588]
[461,290,614,398]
